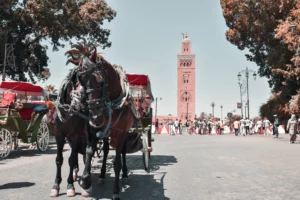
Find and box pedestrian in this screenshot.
[234,119,240,136]
[287,114,298,144]
[240,118,246,136]
[220,120,225,134]
[179,120,182,134]
[256,118,263,134]
[215,120,220,135]
[202,120,207,135]
[174,119,179,135]
[208,119,212,135]
[155,119,159,134]
[273,114,280,138]
[263,117,271,135]
[245,117,250,135]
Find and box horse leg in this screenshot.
[80,125,96,197]
[66,148,78,197]
[121,142,128,179]
[112,140,124,200]
[99,137,109,181]
[73,153,79,182]
[50,136,65,197]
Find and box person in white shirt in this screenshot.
[263,117,271,135]
[240,118,246,136]
[174,119,179,134]
[256,119,263,134]
[245,117,250,135]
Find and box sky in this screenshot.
[39,0,271,119]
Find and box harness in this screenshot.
[55,58,131,138]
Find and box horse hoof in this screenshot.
[81,186,92,197]
[67,188,75,197]
[50,189,59,197]
[112,194,121,200]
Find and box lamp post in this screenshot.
[238,82,245,118]
[186,102,189,120]
[1,20,18,81]
[221,105,223,121]
[211,102,215,118]
[155,97,162,123]
[237,67,257,119]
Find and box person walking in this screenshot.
[256,119,263,134]
[174,119,179,135]
[263,117,271,135]
[245,117,250,135]
[273,114,280,138]
[179,120,182,134]
[234,119,240,136]
[208,119,212,135]
[240,118,246,136]
[287,114,298,144]
[155,119,159,134]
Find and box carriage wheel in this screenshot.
[36,122,49,152]
[0,128,13,159]
[142,133,149,172]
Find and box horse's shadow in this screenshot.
[0,182,35,190]
[90,154,177,200]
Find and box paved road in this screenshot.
[1,134,300,200]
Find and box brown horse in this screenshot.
[49,68,89,197]
[65,41,137,200]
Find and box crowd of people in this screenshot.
[154,114,300,144]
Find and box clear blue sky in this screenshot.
[41,0,271,118]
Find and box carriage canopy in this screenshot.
[126,74,154,102]
[0,81,45,96]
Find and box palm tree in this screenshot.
[45,84,57,94]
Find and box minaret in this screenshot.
[177,33,196,121]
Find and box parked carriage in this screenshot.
[0,81,50,159]
[96,73,154,170]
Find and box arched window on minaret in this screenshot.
[183,74,189,84]
[181,91,191,102]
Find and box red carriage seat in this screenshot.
[0,93,16,108]
[18,108,34,121]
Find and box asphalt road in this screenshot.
[1,133,300,200]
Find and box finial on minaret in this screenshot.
[185,32,188,38]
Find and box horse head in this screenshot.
[65,40,106,127]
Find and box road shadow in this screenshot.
[2,145,68,161]
[0,182,35,190]
[89,155,177,200]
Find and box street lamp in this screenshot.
[221,105,223,121]
[186,102,189,120]
[238,81,246,118]
[211,102,215,118]
[155,97,162,123]
[1,21,18,81]
[237,67,257,119]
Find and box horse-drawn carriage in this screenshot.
[0,81,50,159]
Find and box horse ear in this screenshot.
[90,48,97,63]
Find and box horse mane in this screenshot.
[65,39,103,66]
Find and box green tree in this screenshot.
[0,0,116,83]
[220,0,299,118]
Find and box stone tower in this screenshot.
[177,33,196,121]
